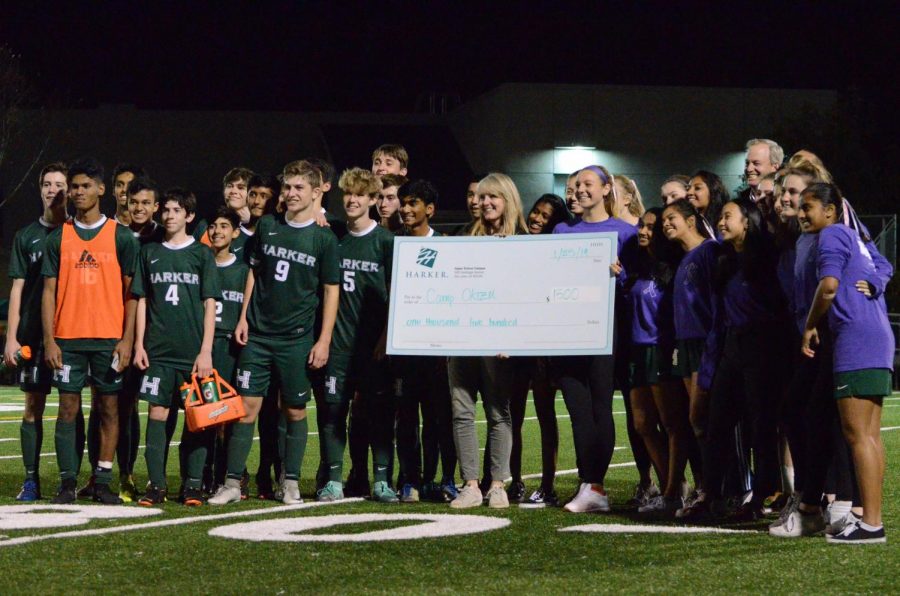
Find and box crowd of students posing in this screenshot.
[5,140,894,546]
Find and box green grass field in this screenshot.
[0,386,897,594]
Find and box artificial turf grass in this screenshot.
[0,389,897,594]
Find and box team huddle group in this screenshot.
[4,139,894,545]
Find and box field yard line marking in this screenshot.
[882,426,900,431]
[0,438,16,443]
[0,498,363,549]
[518,461,635,481]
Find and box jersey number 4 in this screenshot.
[165,284,180,306]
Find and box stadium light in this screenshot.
[553,146,597,174]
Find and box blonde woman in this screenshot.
[613,175,645,227]
[449,173,526,509]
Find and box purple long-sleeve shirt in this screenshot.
[673,239,719,340]
[817,224,895,372]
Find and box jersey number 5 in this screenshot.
[343,271,355,292]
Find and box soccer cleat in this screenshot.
[138,485,168,507]
[93,482,124,505]
[16,478,41,502]
[50,479,77,504]
[506,480,526,503]
[638,494,684,515]
[208,483,242,506]
[316,481,344,502]
[525,487,560,507]
[76,475,96,500]
[487,485,510,509]
[450,485,483,509]
[372,481,399,503]
[564,483,610,513]
[281,479,303,505]
[182,487,204,507]
[240,470,250,501]
[440,481,459,503]
[826,520,886,545]
[118,474,137,503]
[400,484,420,503]
[769,510,826,538]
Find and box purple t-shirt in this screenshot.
[627,277,668,345]
[722,267,781,328]
[792,233,819,335]
[673,239,719,340]
[553,217,639,289]
[817,224,895,372]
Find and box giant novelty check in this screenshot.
[386,233,617,356]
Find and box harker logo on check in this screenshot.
[416,247,438,268]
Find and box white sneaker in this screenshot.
[282,479,303,504]
[486,486,509,509]
[769,510,826,538]
[564,483,610,513]
[208,482,241,506]
[450,485,483,509]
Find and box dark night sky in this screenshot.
[2,1,897,114]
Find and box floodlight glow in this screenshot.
[553,146,598,174]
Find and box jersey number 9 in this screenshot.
[274,260,290,282]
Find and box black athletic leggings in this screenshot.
[703,323,782,506]
[555,354,616,485]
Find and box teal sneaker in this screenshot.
[316,480,344,502]
[373,481,399,503]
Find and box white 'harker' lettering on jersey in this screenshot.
[150,272,200,284]
[221,290,243,302]
[262,243,316,266]
[341,258,380,272]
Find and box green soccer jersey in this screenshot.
[131,239,220,368]
[214,254,250,338]
[333,223,394,354]
[42,216,140,352]
[246,213,340,339]
[8,218,58,346]
[229,226,254,261]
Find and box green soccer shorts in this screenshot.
[137,363,193,408]
[235,333,313,406]
[53,348,123,394]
